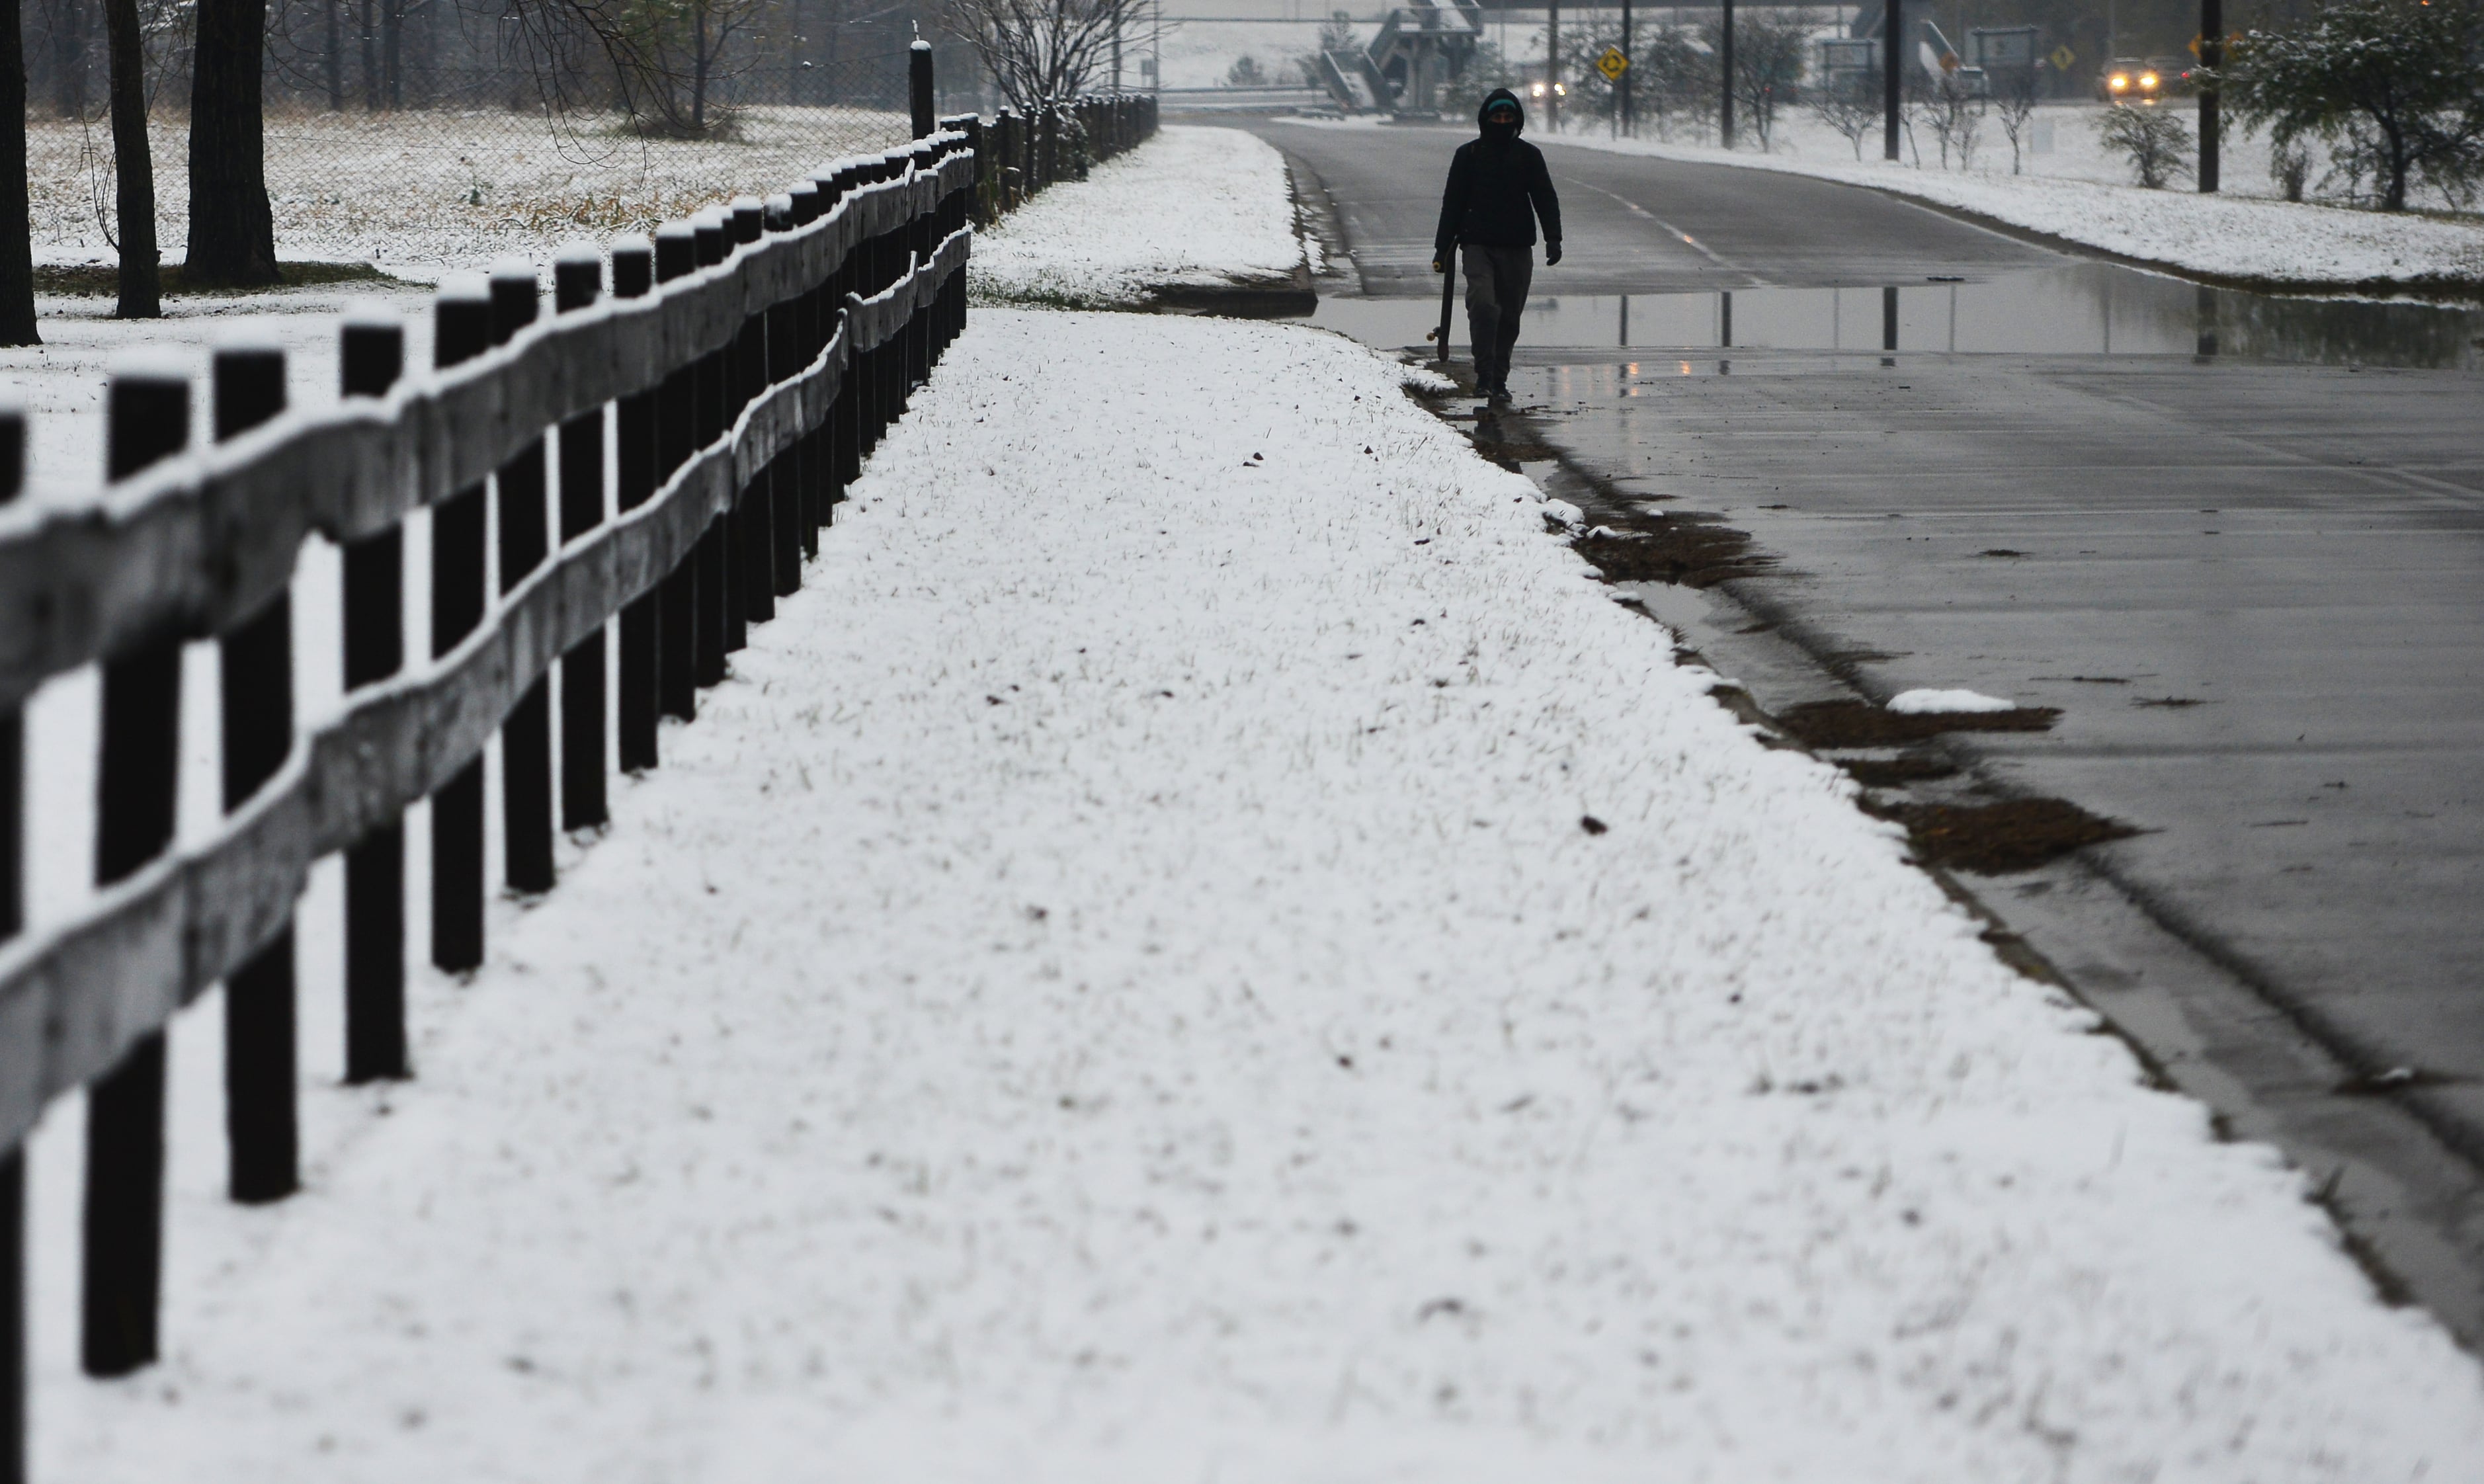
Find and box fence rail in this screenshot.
[0,56,1159,1482]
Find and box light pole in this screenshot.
[1882,0,1900,161]
[2198,0,2221,192]
[1720,0,1735,148]
[1619,0,1633,135]
[1547,0,1561,133]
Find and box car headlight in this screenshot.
[2139,71,2159,88]
[2108,73,2128,90]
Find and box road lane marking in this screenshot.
[1559,175,1774,287]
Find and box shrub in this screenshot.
[2098,104,2193,188]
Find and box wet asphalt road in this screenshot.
[1244,118,2484,1338]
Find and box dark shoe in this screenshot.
[1487,380,1514,405]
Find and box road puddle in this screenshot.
[1309,261,2484,369]
[1866,796,2141,875]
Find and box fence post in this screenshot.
[910,37,934,138]
[83,356,190,1379]
[727,197,774,629]
[652,223,699,724]
[489,262,556,897]
[339,308,409,1084]
[763,193,804,597]
[786,183,828,552]
[610,236,661,774]
[212,339,302,1206]
[691,209,735,680]
[993,110,1014,212]
[430,276,493,975]
[554,244,610,833]
[0,401,24,1484]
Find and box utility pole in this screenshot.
[2197,0,2221,192]
[1619,0,1632,136]
[1719,0,1734,148]
[1546,0,1560,134]
[1882,0,1900,160]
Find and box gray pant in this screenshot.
[1461,243,1534,387]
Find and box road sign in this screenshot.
[2049,44,2076,69]
[1596,46,1630,81]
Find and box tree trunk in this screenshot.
[51,0,87,117]
[360,0,377,110]
[382,0,401,109]
[693,5,709,132]
[186,0,281,287]
[0,0,41,345]
[101,0,157,317]
[325,0,342,108]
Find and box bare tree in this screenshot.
[101,0,157,315]
[1707,7,1805,153]
[1989,60,2038,174]
[1807,63,1880,159]
[948,0,1148,111]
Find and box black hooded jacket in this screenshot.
[1434,88,1563,257]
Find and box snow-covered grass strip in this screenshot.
[28,106,910,278]
[969,125,1309,306]
[31,308,2481,1479]
[1282,112,2484,293]
[1555,130,2484,292]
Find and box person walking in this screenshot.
[1434,87,1563,403]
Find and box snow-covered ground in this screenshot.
[1280,108,2484,291]
[28,106,910,278]
[28,305,2484,1481]
[4,106,915,505]
[968,126,1310,307]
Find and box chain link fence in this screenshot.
[22,0,993,275]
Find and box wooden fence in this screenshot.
[964,94,1161,223]
[0,70,1165,1478]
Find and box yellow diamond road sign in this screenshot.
[1596,46,1630,81]
[2050,44,2077,69]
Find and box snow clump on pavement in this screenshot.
[35,308,2484,1481]
[1889,688,2020,713]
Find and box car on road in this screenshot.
[2096,57,2166,103]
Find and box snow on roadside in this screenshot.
[1552,131,2484,291]
[969,126,1308,306]
[35,308,2484,1481]
[1282,114,2484,292]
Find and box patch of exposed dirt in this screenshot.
[1838,751,1961,787]
[1868,796,2139,874]
[1570,507,1775,589]
[1775,700,2060,748]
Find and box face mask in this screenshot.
[1483,117,1518,142]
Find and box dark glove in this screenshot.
[1544,241,1563,267]
[1432,257,1445,274]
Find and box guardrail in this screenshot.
[0,112,973,1483]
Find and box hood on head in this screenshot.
[1478,87,1525,134]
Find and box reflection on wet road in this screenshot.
[1312,265,2484,371]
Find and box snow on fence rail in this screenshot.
[0,116,983,1481]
